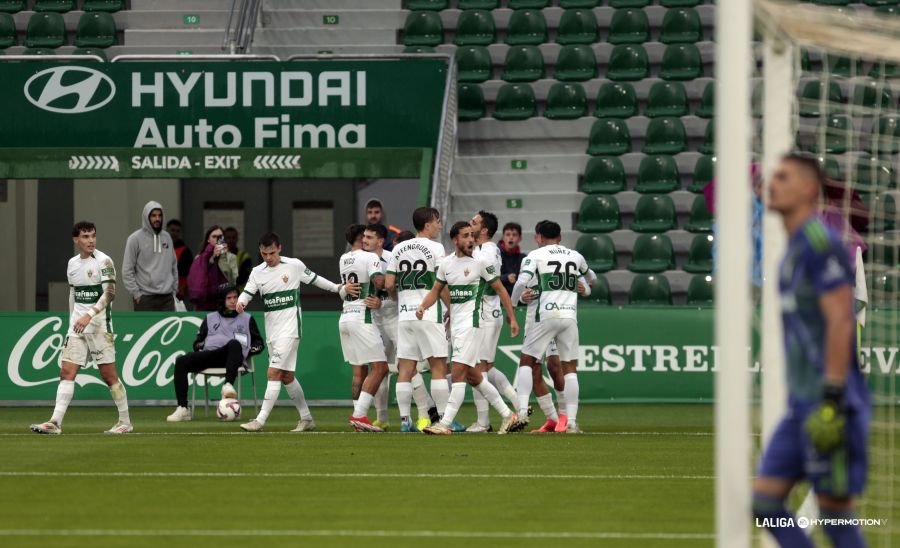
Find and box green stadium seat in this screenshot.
[853,155,894,193]
[631,195,677,233]
[545,82,588,120]
[643,117,688,155]
[696,81,714,118]
[403,45,436,53]
[699,120,715,154]
[24,12,66,48]
[24,47,55,55]
[458,83,486,121]
[502,45,544,82]
[459,0,498,7]
[869,115,900,155]
[555,45,597,81]
[684,235,714,274]
[868,193,897,232]
[83,0,124,12]
[869,236,899,267]
[660,8,702,44]
[575,195,622,233]
[661,0,703,6]
[689,155,715,193]
[74,12,117,48]
[645,81,689,118]
[636,155,680,194]
[851,80,893,111]
[408,0,448,9]
[403,11,443,46]
[685,195,714,233]
[581,156,626,194]
[0,12,14,48]
[628,274,672,305]
[0,1,24,13]
[628,235,676,273]
[560,0,599,7]
[870,271,900,310]
[827,54,864,77]
[607,44,649,81]
[557,9,599,45]
[505,9,547,46]
[454,10,495,46]
[610,0,650,7]
[871,1,900,9]
[509,0,549,8]
[34,0,74,12]
[73,47,108,61]
[595,82,638,118]
[659,44,703,80]
[686,275,714,306]
[456,46,492,83]
[493,83,537,120]
[582,274,612,305]
[798,80,843,118]
[587,118,631,155]
[608,8,649,45]
[869,61,900,79]
[809,114,850,154]
[575,234,617,272]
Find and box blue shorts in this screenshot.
[757,405,869,498]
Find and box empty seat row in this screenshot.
[818,155,898,193]
[404,8,706,46]
[798,80,898,117]
[625,273,713,306]
[805,114,900,155]
[575,193,712,233]
[583,154,714,194]
[801,0,900,6]
[588,117,713,155]
[408,1,711,10]
[576,232,713,273]
[0,11,116,48]
[0,0,122,13]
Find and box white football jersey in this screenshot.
[387,237,446,322]
[239,256,319,341]
[519,244,589,322]
[436,252,499,333]
[474,240,503,326]
[338,249,383,324]
[372,248,398,327]
[67,250,116,335]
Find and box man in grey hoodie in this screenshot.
[122,201,178,311]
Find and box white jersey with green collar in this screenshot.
[387,237,446,323]
[239,256,318,341]
[339,249,383,324]
[474,240,503,326]
[67,250,116,335]
[436,252,499,333]
[518,244,589,322]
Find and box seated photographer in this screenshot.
[167,283,263,422]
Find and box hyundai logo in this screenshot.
[24,66,115,114]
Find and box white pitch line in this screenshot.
[0,528,715,540]
[0,471,715,480]
[0,431,715,437]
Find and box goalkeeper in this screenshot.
[753,154,870,548]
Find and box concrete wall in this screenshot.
[356,178,421,233]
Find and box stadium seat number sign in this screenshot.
[183,14,200,25]
[506,198,523,209]
[510,159,527,170]
[323,15,339,25]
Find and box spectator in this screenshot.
[395,230,415,244]
[166,219,193,304]
[499,222,525,296]
[122,201,178,311]
[166,283,264,422]
[224,226,253,290]
[188,225,239,311]
[365,198,401,251]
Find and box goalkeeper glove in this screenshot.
[804,382,847,454]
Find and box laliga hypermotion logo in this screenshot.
[24,66,116,114]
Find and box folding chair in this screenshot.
[191,357,259,417]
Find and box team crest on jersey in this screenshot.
[281,274,289,284]
[463,268,470,277]
[86,270,94,279]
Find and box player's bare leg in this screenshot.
[350,361,389,432]
[350,364,366,402]
[99,362,132,433]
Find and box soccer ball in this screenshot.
[217,398,241,421]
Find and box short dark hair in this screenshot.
[72,221,96,237]
[477,210,499,238]
[502,222,522,236]
[259,232,281,248]
[365,198,384,211]
[224,226,238,234]
[166,219,182,228]
[412,207,440,231]
[782,152,826,188]
[365,223,388,240]
[396,230,415,243]
[345,223,367,245]
[536,220,561,240]
[450,221,471,240]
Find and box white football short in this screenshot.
[60,330,116,366]
[521,318,578,362]
[376,320,398,371]
[339,322,387,365]
[450,326,484,367]
[477,322,502,363]
[267,337,299,372]
[397,320,448,362]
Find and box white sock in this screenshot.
[374,375,390,423]
[353,392,375,418]
[109,381,130,423]
[396,381,412,420]
[50,379,75,425]
[556,387,567,412]
[411,373,433,416]
[536,393,559,422]
[474,378,512,418]
[473,387,490,427]
[431,379,449,416]
[515,366,533,416]
[487,367,518,407]
[256,380,281,424]
[285,379,312,421]
[439,382,466,426]
[564,373,579,423]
